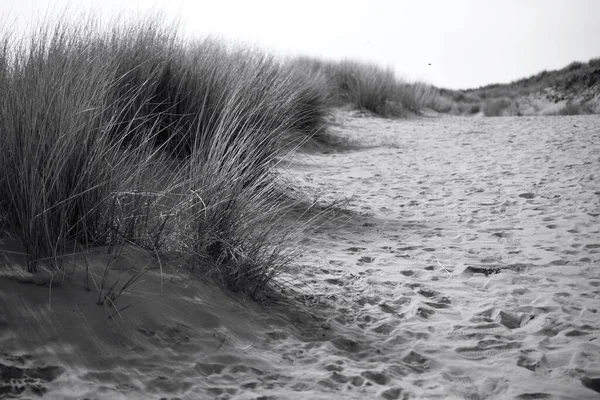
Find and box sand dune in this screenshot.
[1,110,599,399]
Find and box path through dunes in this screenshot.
[282,111,600,399]
[1,111,599,399]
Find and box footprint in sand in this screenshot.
[455,342,521,360]
[358,256,375,264]
[0,355,64,397]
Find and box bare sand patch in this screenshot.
[283,111,600,399]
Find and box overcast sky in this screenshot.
[1,0,599,89]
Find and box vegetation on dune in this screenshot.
[288,56,440,117]
[0,16,330,299]
[482,98,520,117]
[435,57,600,116]
[2,12,596,304]
[550,99,598,116]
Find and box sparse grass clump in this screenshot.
[0,16,330,298]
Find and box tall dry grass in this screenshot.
[289,56,438,116]
[0,16,330,298]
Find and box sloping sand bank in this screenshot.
[1,111,599,399]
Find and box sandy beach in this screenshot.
[1,110,599,399]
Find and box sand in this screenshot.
[1,110,599,399]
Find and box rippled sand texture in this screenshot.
[1,111,599,399]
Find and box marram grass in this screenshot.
[0,16,329,298]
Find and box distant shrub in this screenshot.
[469,104,481,114]
[557,101,583,115]
[429,94,453,113]
[489,87,519,99]
[483,97,512,116]
[566,61,584,72]
[450,102,482,115]
[553,100,598,115]
[451,91,480,103]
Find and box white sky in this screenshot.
[1,0,599,89]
